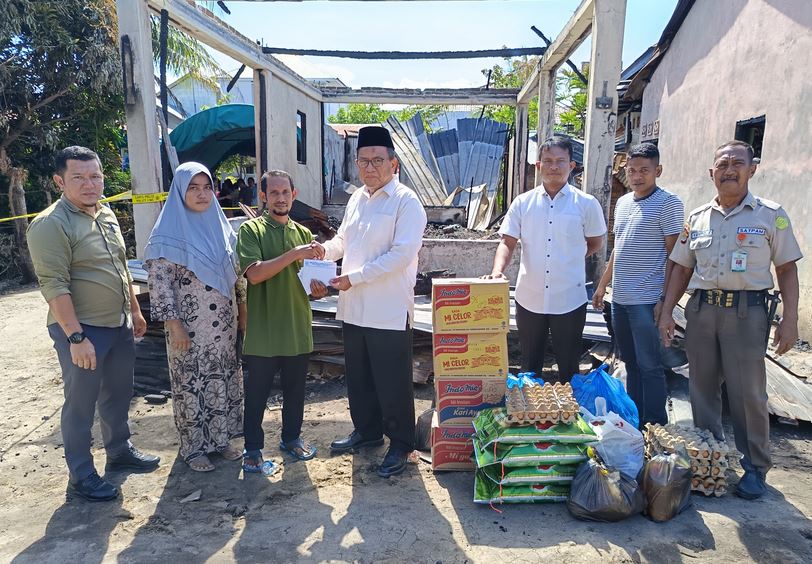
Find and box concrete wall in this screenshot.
[419,239,521,283]
[268,77,323,208]
[640,0,812,336]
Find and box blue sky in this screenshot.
[207,0,678,88]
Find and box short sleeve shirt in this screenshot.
[500,183,607,314]
[237,213,314,357]
[611,187,685,304]
[670,192,802,291]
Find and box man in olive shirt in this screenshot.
[27,146,160,502]
[237,170,326,470]
[660,140,802,500]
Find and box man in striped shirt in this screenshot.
[593,143,684,426]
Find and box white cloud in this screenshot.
[275,55,356,84]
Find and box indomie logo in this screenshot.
[438,336,467,345]
[443,383,482,393]
[441,428,471,440]
[438,288,469,298]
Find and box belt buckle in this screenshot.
[709,289,723,306]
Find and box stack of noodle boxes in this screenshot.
[430,278,510,471]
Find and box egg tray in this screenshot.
[691,476,728,497]
[505,382,579,425]
[644,423,737,497]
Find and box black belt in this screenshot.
[698,289,767,308]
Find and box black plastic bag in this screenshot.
[414,407,434,451]
[567,459,646,522]
[642,452,692,522]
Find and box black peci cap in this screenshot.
[357,126,394,150]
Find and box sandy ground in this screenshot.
[1,286,811,563]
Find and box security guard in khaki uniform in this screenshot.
[659,140,802,500]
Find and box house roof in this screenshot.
[622,0,696,102]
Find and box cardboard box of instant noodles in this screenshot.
[434,375,506,426]
[431,412,475,471]
[432,278,509,334]
[432,332,508,377]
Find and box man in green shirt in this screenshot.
[26,146,160,502]
[237,170,326,471]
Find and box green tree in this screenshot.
[0,0,124,282]
[556,67,589,137]
[150,12,224,94]
[480,56,539,128]
[393,105,449,133]
[328,104,393,125]
[328,103,451,134]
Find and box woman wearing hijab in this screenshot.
[145,162,247,472]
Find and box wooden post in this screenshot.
[506,136,516,204]
[253,69,274,180]
[535,69,557,186]
[582,0,627,284]
[116,0,163,258]
[511,103,529,200]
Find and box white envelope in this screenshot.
[298,259,337,292]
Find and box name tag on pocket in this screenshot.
[731,250,747,272]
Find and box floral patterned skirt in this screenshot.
[147,258,245,461]
[168,338,244,462]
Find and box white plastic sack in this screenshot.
[582,397,645,479]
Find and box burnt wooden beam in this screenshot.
[262,46,546,60]
[320,87,520,106]
[531,25,588,85]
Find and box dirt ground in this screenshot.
[1,286,811,563]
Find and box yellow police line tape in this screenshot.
[0,190,140,223]
[0,191,258,223]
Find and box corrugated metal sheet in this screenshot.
[384,116,446,206]
[323,124,362,204]
[403,114,445,193]
[457,117,509,197]
[428,129,460,194]
[323,123,345,202]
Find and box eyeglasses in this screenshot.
[356,157,388,169]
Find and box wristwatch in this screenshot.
[67,331,86,344]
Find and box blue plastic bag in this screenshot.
[571,364,639,429]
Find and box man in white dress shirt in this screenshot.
[316,126,427,477]
[484,136,606,382]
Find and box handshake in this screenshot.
[297,241,326,261]
[294,241,353,294]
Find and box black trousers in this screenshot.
[342,322,415,452]
[48,323,133,481]
[243,354,309,449]
[515,301,587,383]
